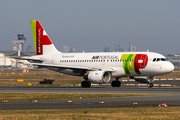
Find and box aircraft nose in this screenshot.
[166,62,174,73]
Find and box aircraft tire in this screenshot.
[81,81,91,88]
[116,81,121,87]
[111,81,116,87]
[87,81,91,87]
[150,83,153,87]
[148,83,153,88]
[111,81,121,87]
[81,81,86,87]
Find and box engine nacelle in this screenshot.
[88,71,111,84]
[134,76,155,83]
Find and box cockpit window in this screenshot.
[157,58,160,61]
[161,58,167,61]
[152,58,168,62]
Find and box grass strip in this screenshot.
[0,107,180,119]
[0,92,161,101]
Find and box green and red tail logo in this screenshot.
[30,20,52,55]
[120,54,148,74]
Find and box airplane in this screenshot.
[13,20,174,88]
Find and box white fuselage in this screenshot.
[31,51,174,78]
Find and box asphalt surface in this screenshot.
[0,86,180,93]
[0,93,179,110]
[0,80,180,93]
[0,85,180,110]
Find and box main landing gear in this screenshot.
[81,81,91,87]
[111,78,121,87]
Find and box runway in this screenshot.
[0,86,180,93]
[0,86,180,110]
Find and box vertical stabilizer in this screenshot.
[30,20,59,55]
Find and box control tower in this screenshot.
[12,34,26,51]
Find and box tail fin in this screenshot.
[30,20,59,55]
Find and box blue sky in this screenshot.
[0,0,180,54]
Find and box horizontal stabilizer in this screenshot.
[10,56,44,62]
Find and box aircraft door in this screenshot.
[102,58,106,65]
[51,55,57,64]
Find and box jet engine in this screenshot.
[131,76,155,83]
[88,71,111,84]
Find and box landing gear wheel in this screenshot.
[81,81,91,88]
[148,83,153,88]
[111,81,116,87]
[116,81,121,87]
[81,81,85,87]
[111,80,121,87]
[86,81,91,87]
[150,83,153,87]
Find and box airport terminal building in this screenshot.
[0,51,35,68]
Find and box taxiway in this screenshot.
[0,86,179,110]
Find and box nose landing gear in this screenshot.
[147,76,155,88]
[148,83,154,88]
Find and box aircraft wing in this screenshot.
[29,63,114,72]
